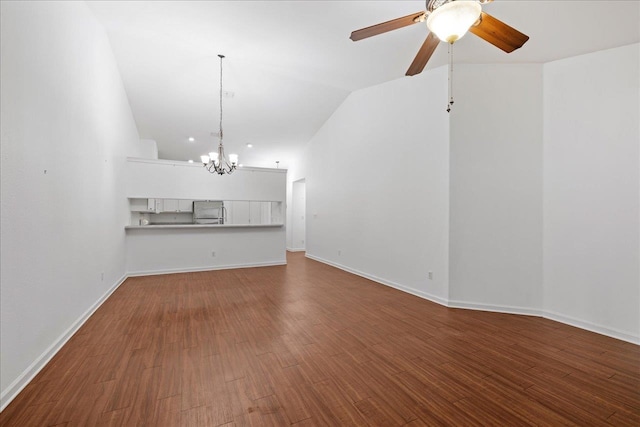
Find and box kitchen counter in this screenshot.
[125,223,283,230]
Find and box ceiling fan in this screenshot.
[350,0,529,76]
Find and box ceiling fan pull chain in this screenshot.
[447,41,454,113]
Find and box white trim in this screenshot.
[0,274,128,412]
[126,260,287,277]
[543,309,640,345]
[286,248,306,253]
[305,253,449,307]
[448,300,542,317]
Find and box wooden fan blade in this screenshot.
[350,12,425,41]
[469,12,529,53]
[406,32,439,76]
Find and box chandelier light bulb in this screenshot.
[427,1,482,43]
[200,155,210,164]
[228,154,239,165]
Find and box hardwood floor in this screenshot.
[2,252,639,426]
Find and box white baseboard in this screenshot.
[286,248,306,253]
[543,309,639,345]
[126,260,287,277]
[305,253,639,345]
[305,253,449,307]
[0,274,128,412]
[448,299,542,317]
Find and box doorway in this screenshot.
[291,179,306,251]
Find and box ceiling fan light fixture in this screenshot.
[427,0,482,43]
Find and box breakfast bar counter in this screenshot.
[125,223,283,230]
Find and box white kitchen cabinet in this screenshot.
[129,198,149,212]
[260,201,272,224]
[146,198,162,213]
[250,201,271,225]
[227,201,249,224]
[162,199,179,212]
[158,199,193,212]
[178,199,193,212]
[225,201,275,224]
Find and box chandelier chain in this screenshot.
[219,54,224,144]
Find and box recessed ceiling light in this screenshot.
[246,143,253,148]
[188,160,194,163]
[239,164,244,168]
[188,137,195,142]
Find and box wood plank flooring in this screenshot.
[2,252,639,426]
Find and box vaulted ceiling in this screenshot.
[87,1,640,168]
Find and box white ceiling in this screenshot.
[87,1,640,168]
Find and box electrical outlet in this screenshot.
[428,271,433,280]
[338,250,342,256]
[100,272,104,281]
[212,251,216,257]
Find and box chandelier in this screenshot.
[200,54,238,175]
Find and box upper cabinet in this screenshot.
[130,198,160,212]
[134,198,193,213]
[224,201,273,224]
[162,199,192,212]
[178,199,193,212]
[162,199,179,212]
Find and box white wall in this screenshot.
[301,49,638,343]
[290,179,306,251]
[130,139,158,159]
[127,227,286,275]
[285,146,309,250]
[126,158,286,201]
[125,159,287,273]
[543,44,639,341]
[304,67,451,304]
[448,64,544,313]
[0,1,140,408]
